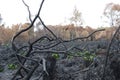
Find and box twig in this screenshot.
[64,29,105,42]
[12,0,45,79]
[11,0,45,51]
[38,16,57,39]
[22,0,32,22]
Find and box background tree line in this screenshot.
[0,23,117,45]
[0,2,119,44]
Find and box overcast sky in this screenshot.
[0,0,120,28]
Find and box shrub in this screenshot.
[7,63,17,70]
[52,53,60,59]
[0,65,4,72]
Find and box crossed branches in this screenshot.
[11,0,119,80]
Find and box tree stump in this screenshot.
[43,56,56,80]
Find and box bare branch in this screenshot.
[64,29,105,42]
[38,16,57,39]
[22,0,32,23]
[12,0,45,51]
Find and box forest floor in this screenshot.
[0,40,119,80]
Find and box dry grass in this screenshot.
[0,23,116,44]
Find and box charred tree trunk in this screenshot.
[43,56,56,80]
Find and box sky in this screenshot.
[0,0,120,28]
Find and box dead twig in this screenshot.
[64,29,105,42]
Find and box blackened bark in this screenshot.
[43,56,56,80]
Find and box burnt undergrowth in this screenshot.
[0,0,120,80]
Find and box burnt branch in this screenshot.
[64,29,105,42]
[11,0,120,80]
[38,16,57,39]
[102,25,120,79]
[22,0,32,22]
[11,0,45,51]
[12,0,45,79]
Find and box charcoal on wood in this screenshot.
[42,56,56,80]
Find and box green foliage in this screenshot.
[3,43,10,48]
[20,51,27,56]
[0,65,4,72]
[0,68,4,72]
[67,50,96,61]
[84,51,93,60]
[67,54,74,59]
[7,64,17,70]
[77,50,96,61]
[52,53,60,59]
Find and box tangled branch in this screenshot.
[11,0,120,80]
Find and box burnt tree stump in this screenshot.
[42,56,56,80]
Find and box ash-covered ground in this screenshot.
[0,40,119,80]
